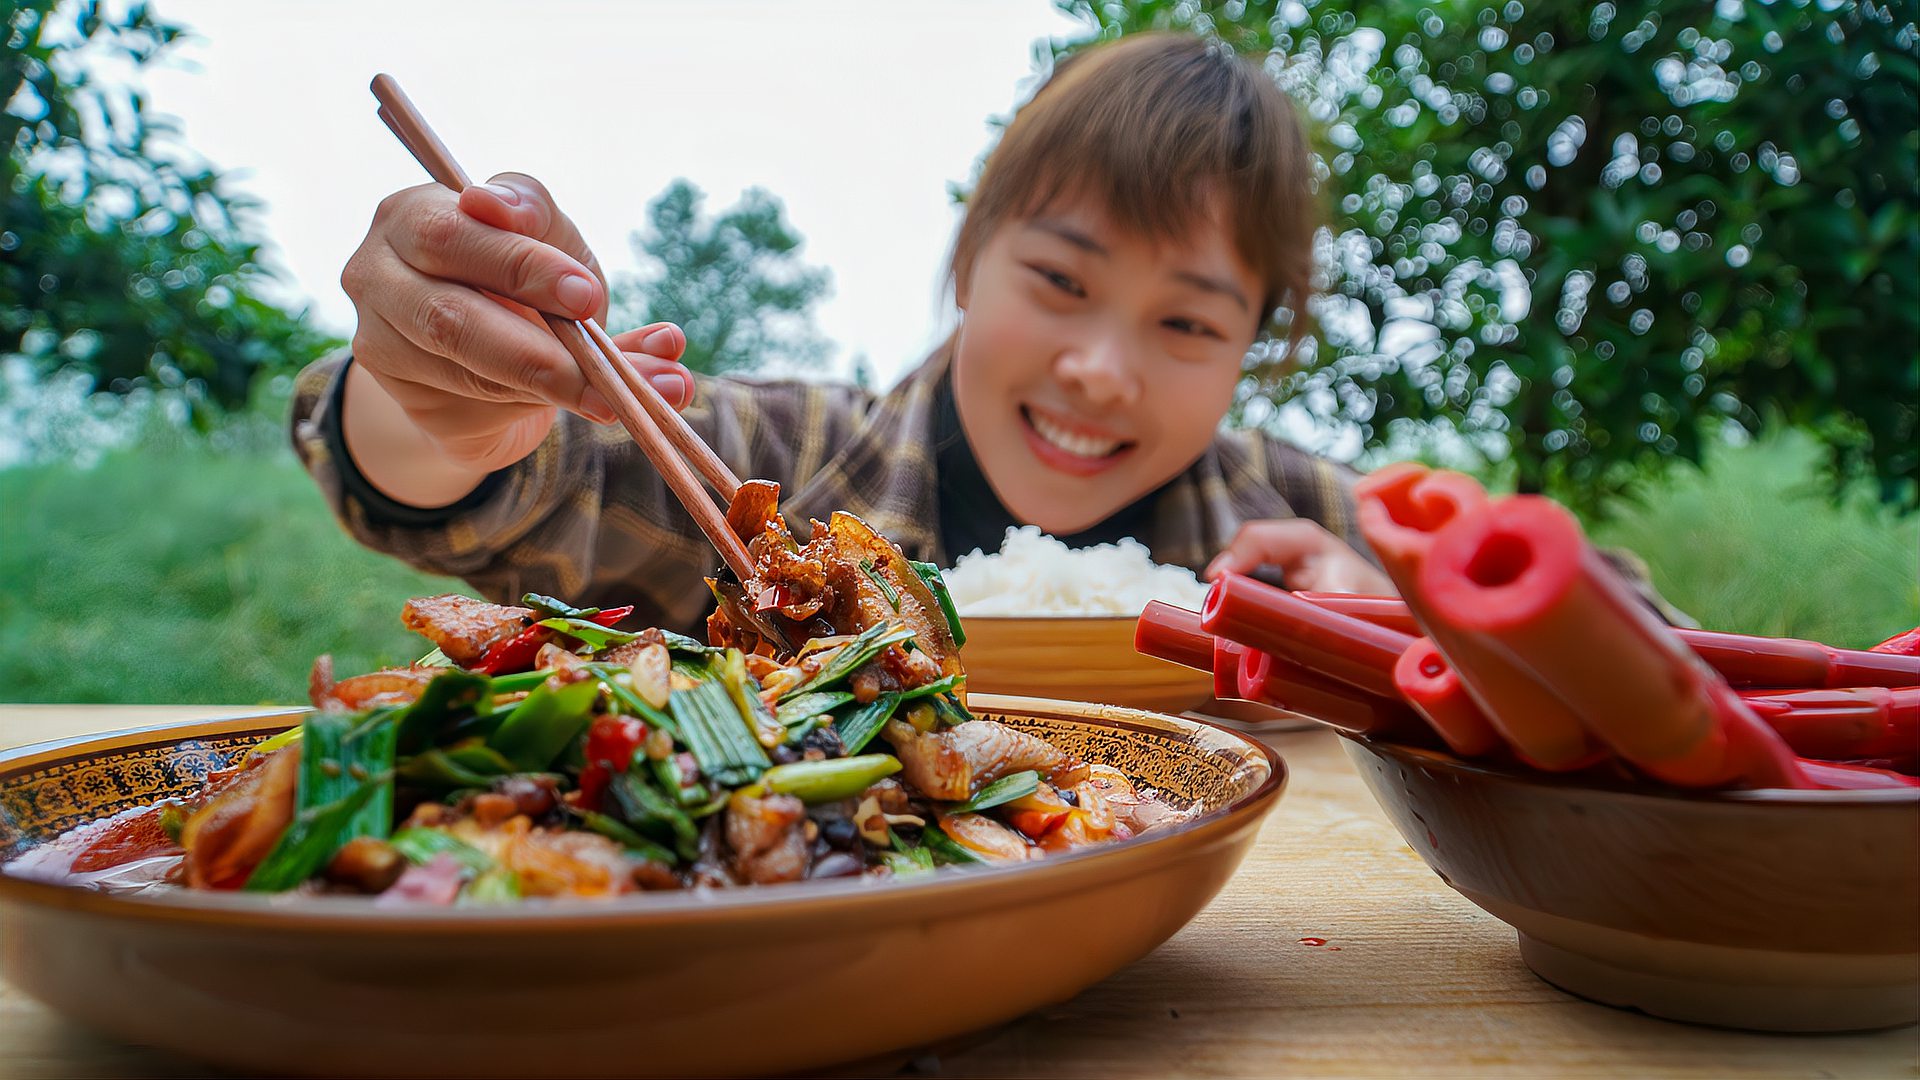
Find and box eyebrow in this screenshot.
[1030,219,1251,314]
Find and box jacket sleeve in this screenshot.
[288,353,871,633]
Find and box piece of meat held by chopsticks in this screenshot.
[1354,463,1592,767]
[1416,494,1817,789]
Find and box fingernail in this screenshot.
[555,273,597,317]
[641,326,680,354]
[478,182,520,205]
[649,373,688,405]
[579,388,615,423]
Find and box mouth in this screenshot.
[1019,404,1136,477]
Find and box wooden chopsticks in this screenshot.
[369,75,755,581]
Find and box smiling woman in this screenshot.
[287,31,1388,644]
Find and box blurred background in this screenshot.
[3,0,1916,703]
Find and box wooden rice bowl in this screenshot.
[0,695,1283,1078]
[959,615,1216,714]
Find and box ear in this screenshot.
[953,266,972,311]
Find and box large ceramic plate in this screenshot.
[0,695,1283,1078]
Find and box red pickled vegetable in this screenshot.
[1295,592,1920,691]
[1200,573,1412,700]
[1420,495,1807,789]
[1741,687,1918,769]
[1212,637,1247,702]
[1293,593,1419,636]
[1235,646,1424,738]
[1355,464,1578,761]
[1134,601,1214,673]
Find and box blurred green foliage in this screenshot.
[1053,0,1919,512]
[2,1,334,429]
[1,426,1909,704]
[611,179,832,377]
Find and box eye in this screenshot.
[1163,316,1223,340]
[1026,264,1085,299]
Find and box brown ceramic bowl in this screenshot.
[960,615,1215,713]
[0,695,1282,1078]
[1339,733,1919,1033]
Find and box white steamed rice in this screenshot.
[943,526,1209,617]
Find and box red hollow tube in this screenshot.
[1293,593,1420,636]
[1236,646,1425,738]
[1213,637,1247,701]
[1200,573,1413,700]
[1134,601,1213,673]
[1871,627,1920,656]
[1295,593,1920,691]
[1420,495,1809,790]
[1355,464,1587,762]
[1741,686,1919,768]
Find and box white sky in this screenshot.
[139,0,1084,384]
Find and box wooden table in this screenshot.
[2,705,1914,1078]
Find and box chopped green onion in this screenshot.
[394,742,518,789]
[461,869,522,904]
[878,847,935,876]
[582,663,679,736]
[669,678,770,787]
[650,756,708,807]
[859,558,901,611]
[757,755,901,803]
[394,668,492,754]
[245,707,399,891]
[535,616,641,651]
[933,691,975,726]
[922,825,983,865]
[608,770,700,861]
[719,649,784,748]
[522,593,600,619]
[658,630,717,654]
[248,725,303,759]
[949,770,1040,814]
[487,669,556,696]
[485,675,601,770]
[778,620,916,702]
[390,826,492,872]
[775,691,856,727]
[565,805,678,864]
[833,692,902,755]
[416,646,455,668]
[908,560,967,647]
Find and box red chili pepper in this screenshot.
[577,714,648,810]
[473,605,637,675]
[755,585,795,613]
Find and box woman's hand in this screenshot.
[337,173,694,506]
[1204,519,1396,596]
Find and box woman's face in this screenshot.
[952,195,1263,534]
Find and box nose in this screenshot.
[1053,332,1142,410]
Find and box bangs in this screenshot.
[952,33,1316,334]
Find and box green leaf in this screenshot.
[908,560,967,647]
[485,675,602,771]
[758,754,901,803]
[778,621,916,702]
[565,805,679,864]
[833,693,902,755]
[521,593,600,619]
[949,771,1040,814]
[774,690,856,727]
[535,617,641,651]
[389,826,492,872]
[393,668,492,754]
[922,825,983,866]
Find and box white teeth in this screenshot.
[1028,409,1122,459]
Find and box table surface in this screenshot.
[2,704,1915,1079]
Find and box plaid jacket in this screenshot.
[290,346,1369,636]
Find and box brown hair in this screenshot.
[951,32,1317,338]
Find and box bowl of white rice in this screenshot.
[943,528,1217,713]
